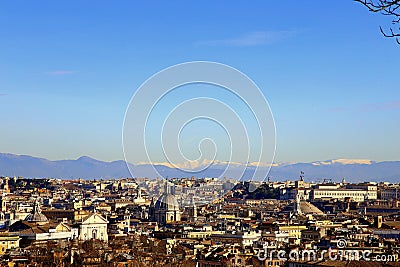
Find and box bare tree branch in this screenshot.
[355,0,400,44]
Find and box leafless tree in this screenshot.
[355,0,400,44]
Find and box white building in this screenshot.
[78,213,108,242]
[346,184,378,199]
[32,223,78,241]
[310,183,377,202]
[280,188,312,200]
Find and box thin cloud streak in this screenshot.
[362,100,400,112]
[328,100,400,113]
[327,106,351,113]
[195,30,297,47]
[45,70,76,76]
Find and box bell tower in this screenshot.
[188,196,197,222]
[3,177,10,193]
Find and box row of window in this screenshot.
[1,241,15,245]
[314,191,366,197]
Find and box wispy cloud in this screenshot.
[196,30,297,47]
[0,93,7,97]
[362,100,400,112]
[327,106,351,113]
[328,100,400,113]
[45,70,76,76]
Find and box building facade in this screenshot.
[78,213,108,242]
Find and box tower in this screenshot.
[295,193,302,215]
[188,196,197,222]
[3,177,10,193]
[149,197,155,221]
[295,172,305,189]
[0,197,6,212]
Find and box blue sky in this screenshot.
[1,1,399,163]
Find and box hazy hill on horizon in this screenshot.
[0,153,399,183]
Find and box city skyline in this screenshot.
[1,1,400,165]
[2,2,400,266]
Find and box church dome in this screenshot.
[155,193,179,211]
[25,212,48,222]
[149,181,182,225]
[25,201,48,223]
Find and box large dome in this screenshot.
[25,212,48,222]
[25,202,48,223]
[155,193,180,211]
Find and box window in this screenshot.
[92,229,97,239]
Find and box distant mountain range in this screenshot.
[0,153,400,182]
